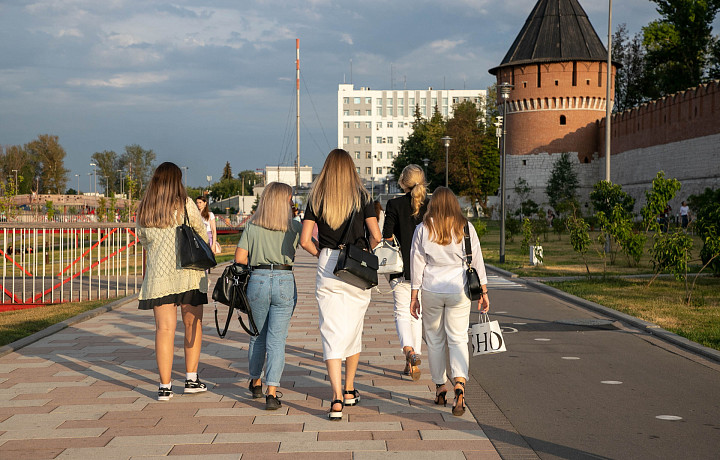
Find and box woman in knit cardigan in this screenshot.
[136,162,209,401]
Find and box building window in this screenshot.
[572,62,577,86]
[397,121,404,128]
[377,152,383,159]
[354,110,360,115]
[398,136,404,143]
[343,97,349,104]
[388,151,394,159]
[354,122,361,128]
[366,110,372,116]
[365,122,371,129]
[365,97,372,104]
[442,98,448,105]
[560,115,567,125]
[355,151,360,159]
[343,110,349,116]
[377,137,383,143]
[387,107,393,116]
[537,63,542,87]
[376,98,382,105]
[376,122,382,129]
[365,167,371,175]
[374,151,380,159]
[399,106,404,116]
[409,97,415,106]
[421,106,427,116]
[354,136,360,144]
[356,167,360,173]
[366,152,372,159]
[432,97,437,106]
[365,136,371,144]
[554,80,559,86]
[376,167,383,175]
[442,107,448,116]
[421,97,426,106]
[387,122,393,128]
[343,122,349,128]
[376,107,383,116]
[387,98,393,106]
[343,136,349,144]
[387,137,393,144]
[354,97,361,104]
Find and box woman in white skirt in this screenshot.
[410,187,489,416]
[300,149,382,421]
[381,164,429,380]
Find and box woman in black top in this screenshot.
[382,164,429,381]
[300,149,382,421]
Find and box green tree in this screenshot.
[688,187,720,274]
[238,170,259,195]
[640,171,682,232]
[642,0,720,98]
[26,134,69,194]
[0,145,35,194]
[119,144,156,197]
[391,107,445,188]
[209,178,244,201]
[445,99,500,213]
[221,162,233,181]
[613,23,649,112]
[590,181,635,217]
[545,152,580,215]
[91,150,119,196]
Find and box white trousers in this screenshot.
[421,290,471,384]
[390,278,423,354]
[316,248,371,360]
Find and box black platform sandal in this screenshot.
[434,383,447,406]
[452,380,466,416]
[343,389,361,406]
[328,399,344,420]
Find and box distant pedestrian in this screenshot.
[374,200,385,234]
[382,164,429,380]
[299,149,382,421]
[196,196,220,255]
[410,186,489,416]
[136,162,209,401]
[235,182,303,411]
[680,201,690,229]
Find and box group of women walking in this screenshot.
[136,150,489,418]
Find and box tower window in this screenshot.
[572,62,577,86]
[554,80,559,86]
[560,115,567,125]
[537,63,542,87]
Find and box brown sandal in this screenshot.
[452,381,466,416]
[406,351,422,381]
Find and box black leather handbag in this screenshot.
[333,210,379,290]
[463,223,483,301]
[177,204,217,270]
[212,263,259,337]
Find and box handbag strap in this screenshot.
[463,222,473,267]
[338,208,357,248]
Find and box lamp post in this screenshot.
[89,163,97,194]
[498,82,514,264]
[181,166,189,188]
[75,174,80,195]
[605,0,613,184]
[422,158,430,175]
[441,136,452,187]
[117,170,124,196]
[103,176,109,196]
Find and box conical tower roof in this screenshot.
[489,0,608,75]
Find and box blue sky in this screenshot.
[1,0,715,189]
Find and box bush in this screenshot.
[471,219,487,243]
[505,217,522,243]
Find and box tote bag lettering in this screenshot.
[470,314,506,356]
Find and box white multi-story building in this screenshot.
[337,84,487,185]
[264,166,313,187]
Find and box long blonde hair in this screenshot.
[249,182,293,232]
[423,186,467,245]
[137,162,187,228]
[308,149,369,229]
[398,164,428,217]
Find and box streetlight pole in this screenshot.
[89,163,97,194]
[498,82,514,264]
[181,166,189,188]
[75,174,80,195]
[422,158,430,175]
[441,137,452,188]
[605,0,613,183]
[117,170,124,196]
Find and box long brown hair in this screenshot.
[398,164,428,217]
[137,162,188,228]
[307,149,369,229]
[249,182,293,232]
[423,186,467,245]
[196,195,210,220]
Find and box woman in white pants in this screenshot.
[410,187,489,416]
[300,149,382,421]
[382,164,429,380]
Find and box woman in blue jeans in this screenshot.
[234,182,304,410]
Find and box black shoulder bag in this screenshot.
[212,263,259,337]
[177,203,217,270]
[464,223,483,301]
[333,209,379,290]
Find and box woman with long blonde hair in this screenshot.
[235,182,303,410]
[381,164,429,380]
[300,149,382,421]
[409,186,489,415]
[136,162,209,401]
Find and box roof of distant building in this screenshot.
[489,0,609,75]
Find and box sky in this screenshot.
[1,0,716,190]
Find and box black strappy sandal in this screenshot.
[343,389,361,406]
[328,399,344,420]
[434,383,447,406]
[452,380,466,416]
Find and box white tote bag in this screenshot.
[470,313,506,356]
[373,236,404,275]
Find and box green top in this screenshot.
[237,220,303,266]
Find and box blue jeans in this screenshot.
[246,269,296,387]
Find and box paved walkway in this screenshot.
[0,252,501,459]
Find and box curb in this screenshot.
[514,277,720,364]
[485,263,518,279]
[0,294,139,358]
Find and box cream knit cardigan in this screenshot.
[136,197,209,301]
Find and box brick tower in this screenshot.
[489,0,617,163]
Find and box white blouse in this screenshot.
[410,221,488,294]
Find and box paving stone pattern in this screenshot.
[0,251,501,459]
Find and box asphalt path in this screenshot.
[467,273,720,460]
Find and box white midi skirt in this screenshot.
[316,248,372,360]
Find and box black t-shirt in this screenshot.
[304,198,376,250]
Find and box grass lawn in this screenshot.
[476,219,720,351]
[0,298,118,347]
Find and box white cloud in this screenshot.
[341,34,353,45]
[67,72,169,88]
[429,39,466,53]
[57,28,83,38]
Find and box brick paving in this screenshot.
[0,251,501,459]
